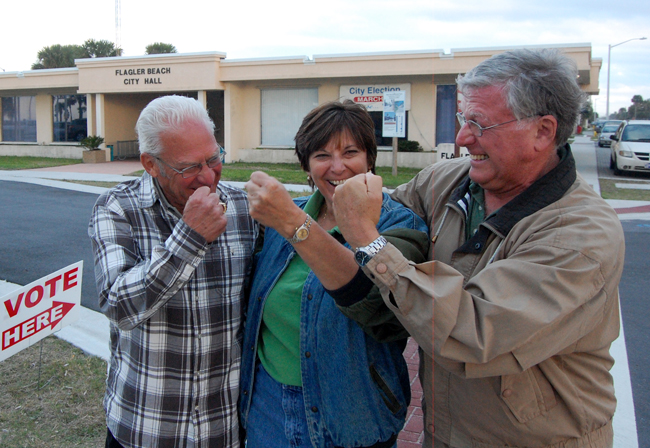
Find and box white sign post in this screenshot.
[0,261,82,361]
[382,91,406,175]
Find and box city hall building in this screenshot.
[0,43,601,167]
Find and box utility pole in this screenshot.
[115,0,122,52]
[606,37,647,118]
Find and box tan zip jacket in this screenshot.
[362,148,624,448]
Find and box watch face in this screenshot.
[296,227,309,241]
[355,250,371,266]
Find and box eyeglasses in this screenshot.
[155,145,227,179]
[456,112,533,137]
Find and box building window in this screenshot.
[436,85,457,145]
[53,95,87,142]
[1,96,37,142]
[261,88,318,146]
[369,111,409,147]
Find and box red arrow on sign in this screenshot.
[2,301,75,350]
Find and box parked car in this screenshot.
[609,120,650,175]
[592,120,606,133]
[598,121,623,147]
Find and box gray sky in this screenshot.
[1,0,648,117]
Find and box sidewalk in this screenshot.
[1,144,646,447]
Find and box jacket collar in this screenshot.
[452,144,576,254]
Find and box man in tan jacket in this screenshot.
[331,48,625,448]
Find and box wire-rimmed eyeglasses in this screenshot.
[155,144,227,179]
[456,112,533,137]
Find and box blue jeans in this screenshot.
[246,363,398,448]
[246,363,315,448]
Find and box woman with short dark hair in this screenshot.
[239,100,429,448]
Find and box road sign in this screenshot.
[1,261,82,361]
[382,91,406,138]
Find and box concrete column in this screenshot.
[223,86,232,163]
[86,94,95,137]
[96,94,105,141]
[36,94,53,144]
[95,93,108,160]
[198,90,207,108]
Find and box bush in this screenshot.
[398,140,423,152]
[80,135,105,150]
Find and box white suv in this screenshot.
[610,120,650,175]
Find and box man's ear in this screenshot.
[534,115,558,152]
[141,153,161,178]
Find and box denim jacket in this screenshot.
[240,193,428,448]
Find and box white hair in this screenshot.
[136,95,215,156]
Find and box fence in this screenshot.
[114,140,140,160]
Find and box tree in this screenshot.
[81,39,122,58]
[612,107,628,120]
[581,102,594,124]
[31,44,84,69]
[630,95,645,120]
[31,39,121,70]
[145,42,178,55]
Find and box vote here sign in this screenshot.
[0,261,82,361]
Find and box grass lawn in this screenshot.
[0,336,107,447]
[220,162,422,189]
[3,155,650,201]
[599,178,650,201]
[0,156,82,170]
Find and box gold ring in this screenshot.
[219,202,227,214]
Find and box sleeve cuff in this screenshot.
[325,267,374,307]
[167,219,208,266]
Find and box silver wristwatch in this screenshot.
[354,236,388,267]
[287,215,313,244]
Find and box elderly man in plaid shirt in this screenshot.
[89,95,257,448]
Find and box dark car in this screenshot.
[598,122,623,147]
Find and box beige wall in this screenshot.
[0,45,600,163]
[0,68,78,95]
[225,82,261,162]
[409,78,435,151]
[76,52,226,95]
[226,76,435,154]
[35,94,53,144]
[103,93,159,148]
[0,143,82,158]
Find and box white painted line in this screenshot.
[615,183,650,190]
[612,307,639,448]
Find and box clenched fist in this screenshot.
[182,186,228,243]
[245,171,305,239]
[332,172,382,248]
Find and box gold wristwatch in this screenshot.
[287,215,313,244]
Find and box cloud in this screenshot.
[2,0,648,115]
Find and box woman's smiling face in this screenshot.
[307,130,369,206]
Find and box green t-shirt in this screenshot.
[257,191,336,386]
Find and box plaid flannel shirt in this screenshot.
[89,173,257,448]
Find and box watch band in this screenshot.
[287,215,313,244]
[354,236,388,266]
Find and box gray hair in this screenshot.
[136,95,215,156]
[457,48,586,148]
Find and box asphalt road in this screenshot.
[619,220,650,447]
[0,180,101,312]
[591,139,649,447]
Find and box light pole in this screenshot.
[606,37,647,119]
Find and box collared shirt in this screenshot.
[89,173,257,448]
[465,181,486,239]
